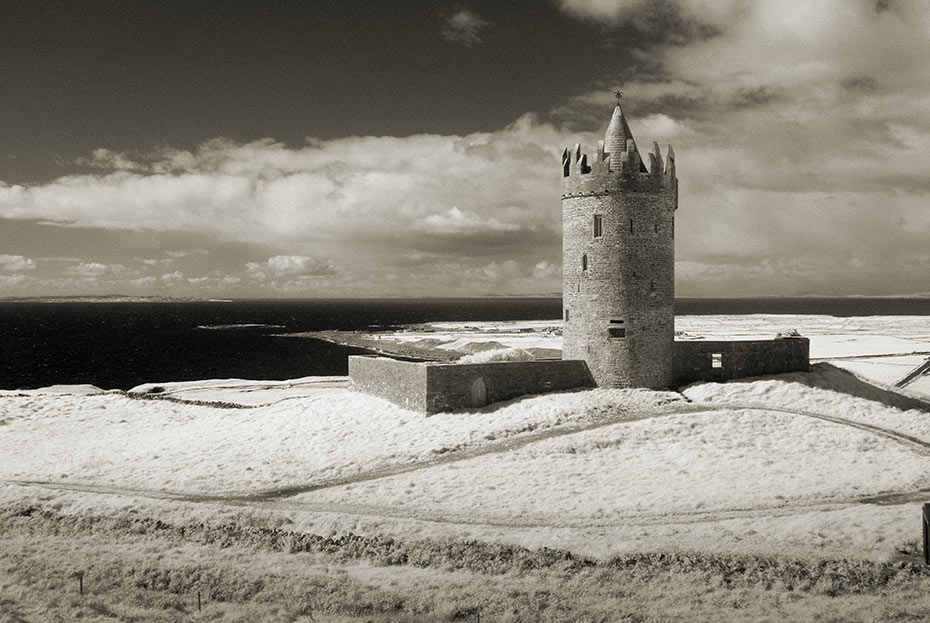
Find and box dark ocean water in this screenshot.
[2,297,929,390]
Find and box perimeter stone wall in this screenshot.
[349,340,809,413]
[673,337,810,386]
[424,359,594,414]
[347,356,428,412]
[349,356,593,414]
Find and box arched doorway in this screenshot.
[469,377,488,408]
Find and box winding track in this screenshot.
[6,396,930,530]
[5,400,718,505]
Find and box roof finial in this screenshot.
[614,90,623,104]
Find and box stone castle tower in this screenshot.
[561,102,678,388]
[350,100,808,412]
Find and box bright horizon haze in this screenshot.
[1,0,929,298]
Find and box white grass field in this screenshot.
[4,313,930,621]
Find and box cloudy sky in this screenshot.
[1,0,929,298]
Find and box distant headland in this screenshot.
[0,295,232,303]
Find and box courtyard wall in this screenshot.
[673,337,810,386]
[349,356,593,414]
[424,359,593,413]
[349,336,809,413]
[347,356,429,412]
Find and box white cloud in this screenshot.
[0,273,32,287]
[414,207,521,235]
[551,0,930,296]
[4,1,930,297]
[556,0,742,29]
[441,8,490,46]
[533,260,561,280]
[166,249,208,259]
[128,276,157,288]
[0,117,562,246]
[78,148,144,171]
[0,117,566,295]
[249,255,335,277]
[0,254,36,271]
[67,262,126,277]
[556,0,638,23]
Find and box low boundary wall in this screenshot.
[350,337,809,413]
[349,356,593,414]
[673,337,810,386]
[347,356,429,412]
[424,359,594,413]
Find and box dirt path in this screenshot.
[712,401,930,458]
[4,400,716,505]
[234,398,930,530]
[6,399,930,530]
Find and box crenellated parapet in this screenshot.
[560,138,676,198]
[560,103,676,201]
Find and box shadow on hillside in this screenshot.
[731,362,930,413]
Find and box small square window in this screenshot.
[711,353,723,368]
[608,327,626,338]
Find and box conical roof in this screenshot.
[603,103,634,156]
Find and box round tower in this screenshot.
[561,103,678,388]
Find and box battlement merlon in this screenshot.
[560,140,677,194]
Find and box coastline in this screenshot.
[281,330,459,362]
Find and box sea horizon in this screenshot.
[3,296,930,391]
[5,293,930,302]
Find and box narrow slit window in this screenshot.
[711,353,723,369]
[650,280,655,291]
[629,218,634,233]
[654,222,658,233]
[564,309,570,322]
[593,214,603,238]
[581,254,588,271]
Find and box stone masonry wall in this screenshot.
[348,356,428,412]
[349,356,593,414]
[424,359,593,414]
[673,337,810,386]
[562,143,677,389]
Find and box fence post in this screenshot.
[923,503,930,565]
[72,570,85,596]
